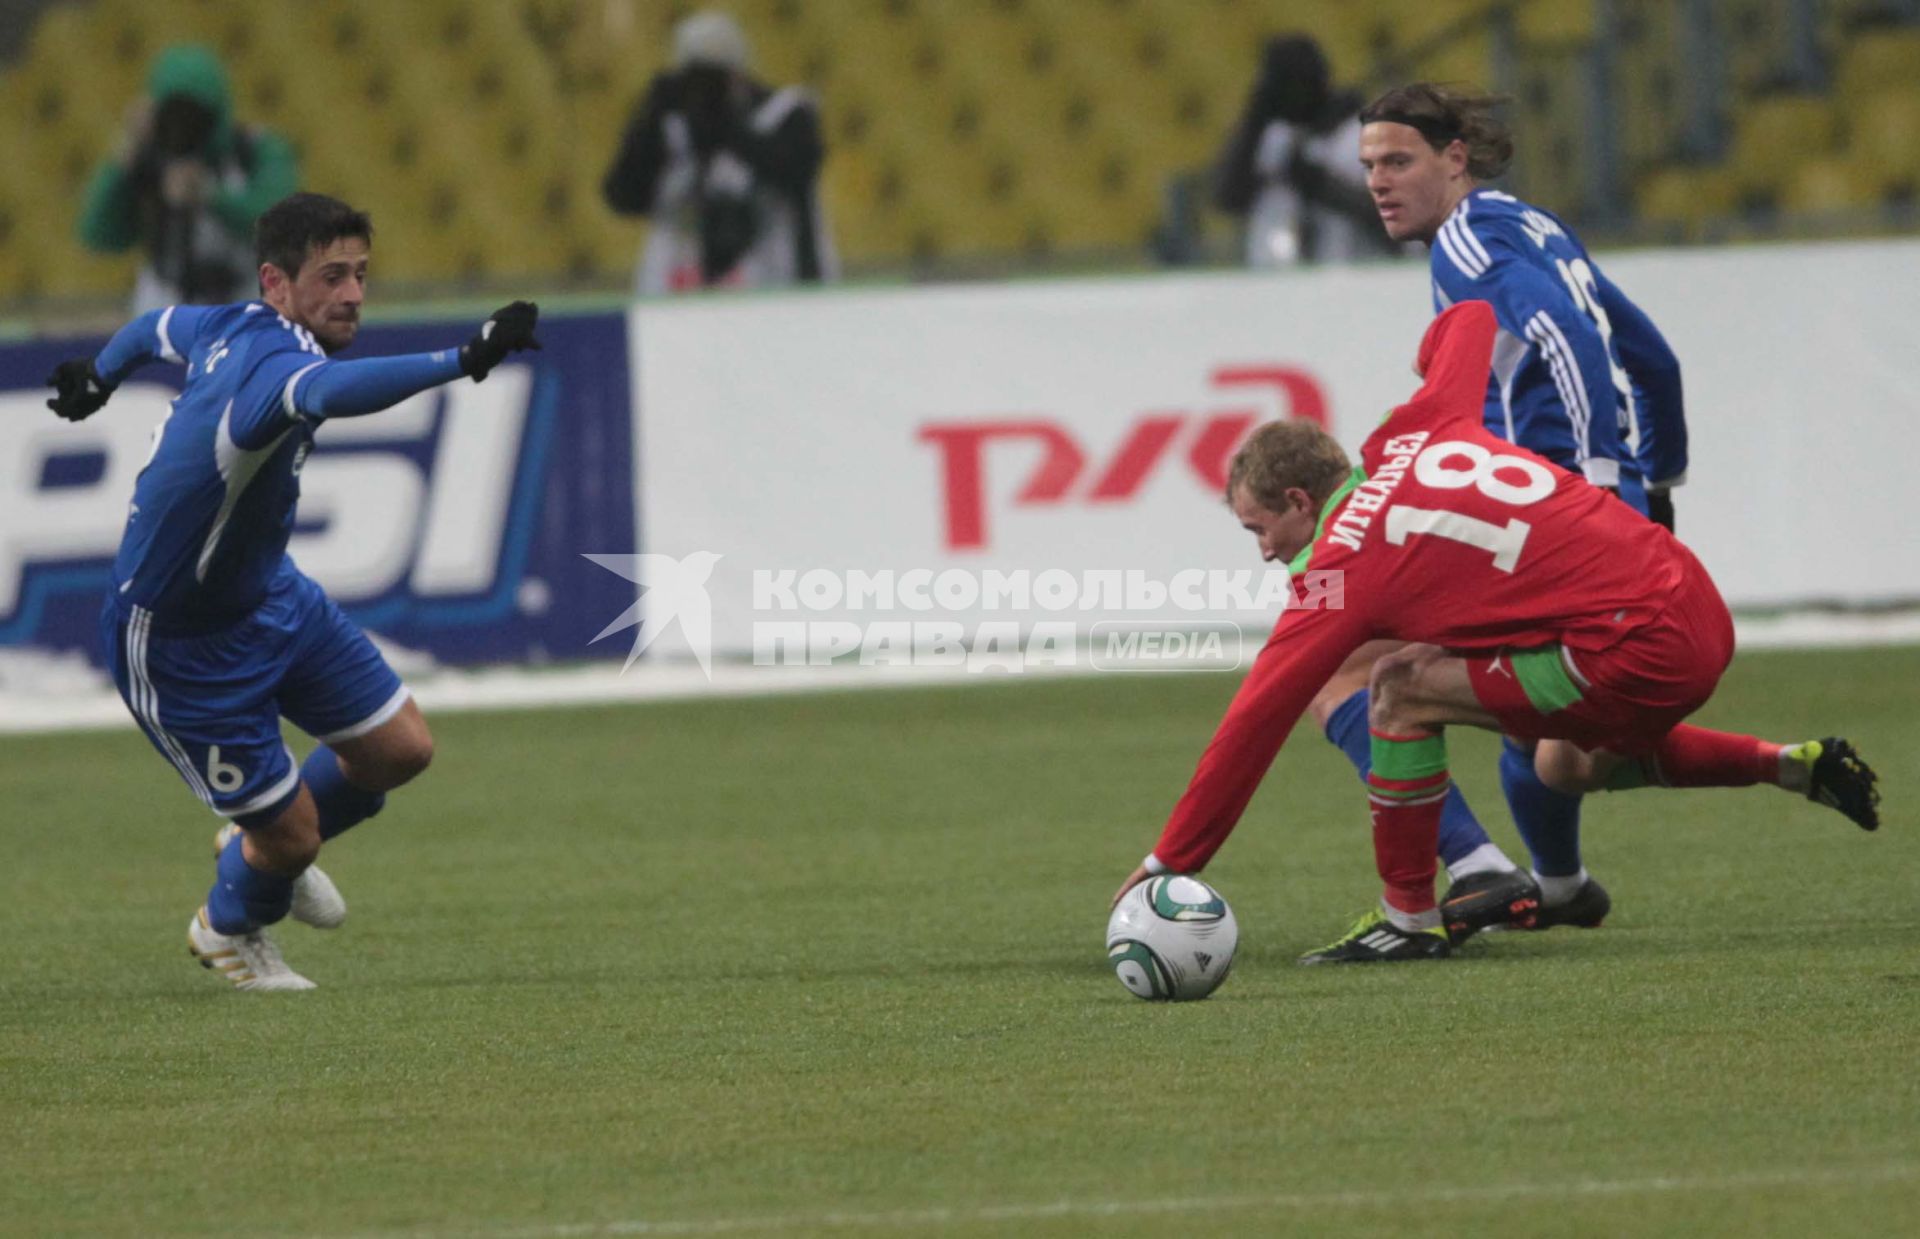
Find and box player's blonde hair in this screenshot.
[1360,82,1514,180]
[1225,420,1353,512]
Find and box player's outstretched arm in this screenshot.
[46,359,116,422]
[1139,607,1365,881]
[290,301,542,421]
[457,300,541,382]
[47,304,215,421]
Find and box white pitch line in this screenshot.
[330,1162,1920,1239]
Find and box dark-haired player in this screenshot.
[1111,302,1877,963]
[1353,83,1692,931]
[45,192,542,990]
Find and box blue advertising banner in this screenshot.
[0,310,636,667]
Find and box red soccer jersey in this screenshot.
[1151,300,1693,873]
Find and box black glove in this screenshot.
[460,301,541,382]
[1647,490,1675,533]
[46,359,116,422]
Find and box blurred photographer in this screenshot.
[78,44,299,314]
[602,10,835,295]
[1212,35,1400,267]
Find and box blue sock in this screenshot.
[207,831,294,934]
[1500,735,1584,877]
[1324,688,1491,867]
[302,746,386,841]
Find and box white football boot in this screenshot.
[213,823,346,929]
[187,907,317,991]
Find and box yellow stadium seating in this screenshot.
[1726,94,1840,197]
[1835,27,1920,104]
[0,0,1912,304]
[1847,89,1920,191]
[1517,0,1596,43]
[1780,155,1877,214]
[1636,164,1740,233]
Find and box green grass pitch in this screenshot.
[2,647,1916,1238]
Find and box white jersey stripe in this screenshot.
[132,610,208,804]
[1435,224,1484,280]
[1491,327,1528,444]
[1536,312,1597,460]
[1535,337,1588,463]
[139,610,216,806]
[128,608,214,805]
[1526,321,1574,423]
[1439,219,1485,278]
[198,402,292,583]
[1452,199,1494,269]
[281,361,325,420]
[156,306,180,363]
[1440,214,1489,277]
[1525,312,1591,464]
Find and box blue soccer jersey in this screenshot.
[87,300,467,820]
[96,301,464,631]
[1428,188,1688,495]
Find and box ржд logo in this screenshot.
[918,365,1327,550]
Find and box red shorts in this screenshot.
[1466,551,1735,755]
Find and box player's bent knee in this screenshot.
[1535,743,1598,795]
[1366,658,1418,733]
[395,731,433,783]
[340,708,434,791]
[385,717,434,784]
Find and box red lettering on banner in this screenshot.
[916,421,1085,551]
[919,365,1331,550]
[1186,412,1258,492]
[1210,366,1328,428]
[1086,415,1184,502]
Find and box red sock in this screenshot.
[1367,766,1448,915]
[1651,724,1781,788]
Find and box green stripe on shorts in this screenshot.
[1510,647,1584,715]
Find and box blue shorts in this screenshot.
[103,569,408,823]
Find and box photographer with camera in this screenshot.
[602,10,835,295]
[1212,34,1400,268]
[78,43,299,314]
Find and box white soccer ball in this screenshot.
[1105,874,1239,1001]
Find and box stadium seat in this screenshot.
[1835,28,1920,105]
[1517,0,1596,43]
[0,0,1912,303]
[1636,165,1739,236]
[1780,156,1877,215]
[1847,89,1920,192]
[1726,94,1840,198]
[1610,1,1689,168]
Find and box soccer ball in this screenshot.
[1105,874,1239,1001]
